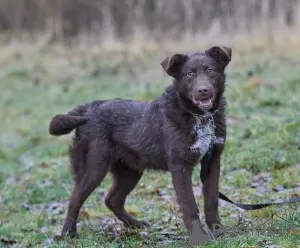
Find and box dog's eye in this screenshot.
[187,71,195,77]
[206,68,213,74]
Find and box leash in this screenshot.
[218,191,300,210]
[194,110,300,211]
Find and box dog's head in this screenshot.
[161,46,231,113]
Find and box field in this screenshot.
[0,38,300,248]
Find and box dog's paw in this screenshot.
[137,220,151,228]
[61,228,78,238]
[127,220,151,229]
[210,224,226,239]
[213,227,226,239]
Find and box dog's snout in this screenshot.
[198,86,210,95]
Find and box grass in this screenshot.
[0,38,300,248]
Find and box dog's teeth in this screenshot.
[198,98,212,108]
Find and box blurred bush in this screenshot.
[0,0,298,41]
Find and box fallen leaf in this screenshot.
[257,240,267,245]
[257,186,268,194]
[287,228,300,234]
[272,185,285,192]
[261,173,272,182]
[40,162,49,168]
[161,194,171,202]
[40,179,53,187]
[192,186,202,197]
[79,208,89,218]
[5,177,16,184]
[159,190,167,196]
[139,231,149,239]
[52,235,64,241]
[22,203,31,210]
[128,210,137,216]
[155,187,160,195]
[221,212,230,218]
[162,216,171,223]
[250,182,261,188]
[291,193,299,198]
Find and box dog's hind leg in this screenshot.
[62,139,111,237]
[105,163,150,228]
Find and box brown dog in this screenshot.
[49,46,231,238]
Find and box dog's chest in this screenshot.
[190,118,215,160]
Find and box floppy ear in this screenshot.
[206,46,232,68]
[160,53,187,78]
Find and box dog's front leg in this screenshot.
[201,148,222,233]
[170,166,204,233]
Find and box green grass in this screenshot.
[0,43,300,248]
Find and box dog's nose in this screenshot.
[198,86,210,95]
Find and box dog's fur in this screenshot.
[49,46,231,237]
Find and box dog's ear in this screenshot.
[160,54,187,78]
[206,46,232,68]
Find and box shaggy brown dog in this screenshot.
[49,46,231,238]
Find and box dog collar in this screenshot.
[194,112,215,131]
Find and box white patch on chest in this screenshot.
[190,122,215,159]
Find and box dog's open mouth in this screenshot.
[195,97,214,110]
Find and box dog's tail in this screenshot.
[49,105,88,136]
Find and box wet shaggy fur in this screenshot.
[49,46,232,238]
